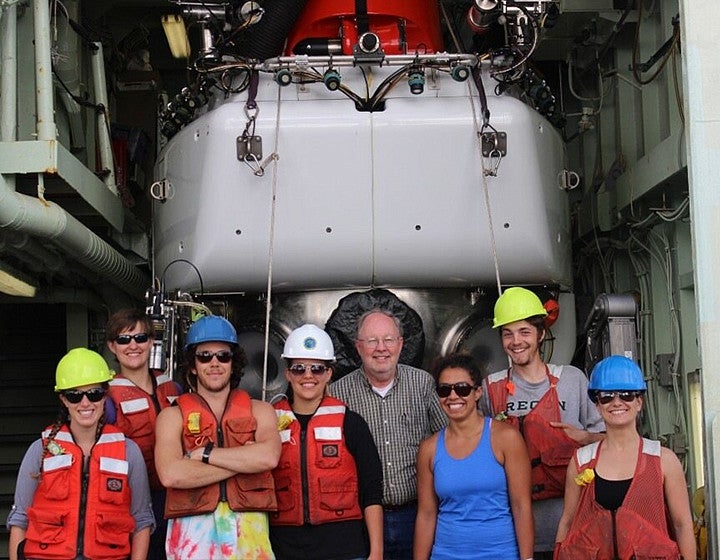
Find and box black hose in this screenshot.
[234,0,311,60]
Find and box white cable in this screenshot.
[467,73,503,297]
[627,248,659,437]
[656,197,690,222]
[567,57,601,102]
[261,85,283,402]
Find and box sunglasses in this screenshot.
[436,382,476,398]
[288,363,330,376]
[63,388,106,404]
[195,350,234,364]
[593,391,642,405]
[114,333,150,345]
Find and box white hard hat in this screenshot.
[282,324,335,361]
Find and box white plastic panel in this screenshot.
[155,95,375,291]
[371,92,570,286]
[154,67,571,292]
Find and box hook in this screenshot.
[243,152,280,177]
[484,148,502,177]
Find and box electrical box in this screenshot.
[655,353,675,387]
[584,293,638,373]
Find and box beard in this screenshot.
[196,373,232,393]
[507,344,540,367]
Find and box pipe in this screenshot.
[1,2,17,142]
[54,0,85,149]
[33,0,56,141]
[90,42,117,193]
[0,174,148,298]
[0,230,65,273]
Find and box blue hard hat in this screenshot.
[588,355,647,396]
[185,316,238,349]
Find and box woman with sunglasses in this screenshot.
[415,353,533,560]
[270,324,384,560]
[104,308,182,559]
[555,355,695,559]
[7,348,154,560]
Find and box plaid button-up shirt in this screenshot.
[330,363,447,506]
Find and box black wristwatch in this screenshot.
[202,442,214,464]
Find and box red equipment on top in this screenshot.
[285,0,444,56]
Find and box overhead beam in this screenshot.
[0,140,125,232]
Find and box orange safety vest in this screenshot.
[108,371,180,489]
[24,424,135,560]
[164,390,277,519]
[486,365,580,500]
[271,396,363,526]
[555,438,681,560]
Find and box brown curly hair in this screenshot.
[180,343,247,392]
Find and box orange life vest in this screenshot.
[555,438,681,560]
[164,390,277,519]
[270,396,363,525]
[24,424,135,560]
[108,371,180,489]
[486,365,581,500]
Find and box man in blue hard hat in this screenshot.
[155,315,281,559]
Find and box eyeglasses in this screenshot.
[63,388,106,404]
[114,333,150,345]
[356,336,401,349]
[195,351,234,364]
[288,363,330,376]
[436,382,476,398]
[593,391,642,405]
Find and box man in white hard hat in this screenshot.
[331,309,446,560]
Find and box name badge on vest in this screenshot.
[314,427,341,457]
[313,426,341,440]
[43,453,73,472]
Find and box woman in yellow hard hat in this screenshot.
[7,348,155,560]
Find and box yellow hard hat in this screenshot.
[55,348,114,391]
[493,287,548,329]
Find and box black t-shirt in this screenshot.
[269,408,383,560]
[594,471,632,511]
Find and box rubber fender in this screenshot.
[325,288,425,380]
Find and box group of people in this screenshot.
[6,287,696,560]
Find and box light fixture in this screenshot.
[0,261,37,297]
[161,15,191,59]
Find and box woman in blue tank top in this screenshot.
[415,353,534,560]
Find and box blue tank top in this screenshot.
[431,416,519,560]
